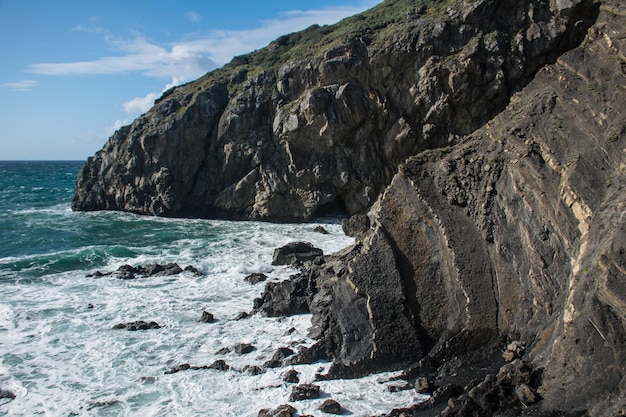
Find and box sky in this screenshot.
[0,0,380,160]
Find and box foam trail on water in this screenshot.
[1,208,428,416]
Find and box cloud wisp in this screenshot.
[29,3,374,85]
[2,80,39,91]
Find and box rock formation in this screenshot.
[74,0,596,221]
[73,0,625,415]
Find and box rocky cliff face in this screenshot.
[74,0,596,221]
[255,0,625,415]
[74,0,625,415]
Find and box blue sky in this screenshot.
[0,0,379,160]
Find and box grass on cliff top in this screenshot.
[184,0,452,89]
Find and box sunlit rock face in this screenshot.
[74,0,596,221]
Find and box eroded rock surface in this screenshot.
[256,0,626,415]
[73,0,597,221]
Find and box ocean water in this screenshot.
[0,161,426,416]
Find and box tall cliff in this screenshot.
[74,0,596,221]
[74,0,625,415]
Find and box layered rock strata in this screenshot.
[256,1,626,414]
[73,0,597,221]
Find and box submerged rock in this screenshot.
[112,321,161,331]
[200,311,215,323]
[89,263,201,279]
[244,273,268,284]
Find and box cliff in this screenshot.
[74,0,596,221]
[73,0,625,415]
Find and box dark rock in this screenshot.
[254,272,313,317]
[233,343,256,355]
[258,404,296,417]
[0,388,15,400]
[90,263,201,279]
[244,273,268,284]
[319,399,342,414]
[341,214,370,237]
[264,347,294,368]
[243,365,265,375]
[200,311,215,323]
[272,242,323,266]
[208,360,230,371]
[289,383,320,401]
[313,225,329,234]
[515,383,539,406]
[164,363,191,375]
[282,369,300,383]
[414,377,432,394]
[215,347,231,355]
[233,311,251,320]
[183,265,203,276]
[112,320,161,331]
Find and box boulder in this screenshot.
[112,321,161,331]
[289,384,320,401]
[200,311,215,323]
[271,242,323,266]
[258,404,296,417]
[244,273,268,284]
[264,347,295,368]
[319,399,342,414]
[282,369,300,383]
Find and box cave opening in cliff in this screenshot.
[313,196,348,219]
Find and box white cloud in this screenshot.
[186,11,202,23]
[29,2,377,85]
[2,80,39,91]
[123,92,159,115]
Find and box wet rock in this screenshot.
[282,369,300,383]
[272,242,323,266]
[313,225,329,234]
[164,363,191,375]
[200,311,215,323]
[258,404,296,417]
[0,388,15,400]
[208,360,230,371]
[319,399,342,414]
[243,365,265,375]
[233,311,251,320]
[233,343,256,355]
[112,320,161,331]
[215,347,231,355]
[264,347,295,368]
[254,273,312,317]
[244,273,268,284]
[414,377,432,394]
[89,263,201,279]
[289,383,320,401]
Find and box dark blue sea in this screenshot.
[0,161,423,416]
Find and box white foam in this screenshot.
[0,216,428,416]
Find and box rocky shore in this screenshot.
[72,0,625,415]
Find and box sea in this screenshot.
[0,161,426,416]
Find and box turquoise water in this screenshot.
[0,161,423,416]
